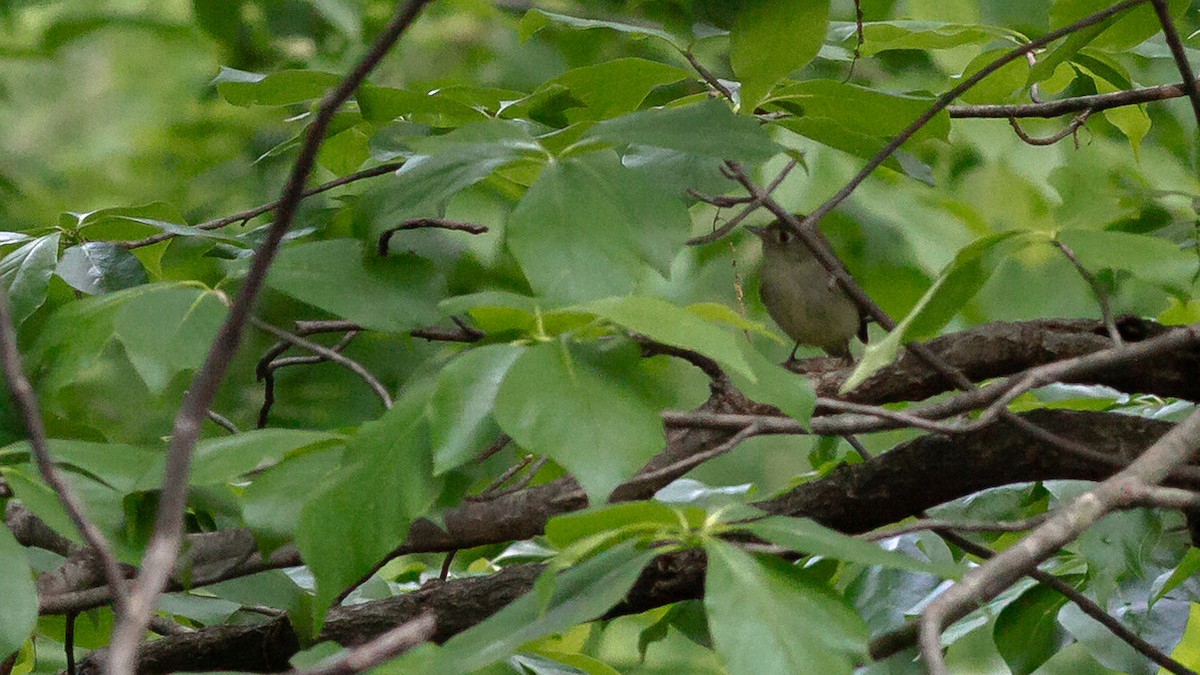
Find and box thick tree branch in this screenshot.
[78,409,1200,672]
[947,78,1200,118]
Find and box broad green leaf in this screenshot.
[584,99,781,162]
[957,48,1031,104]
[544,501,689,550]
[242,448,344,554]
[365,120,543,225]
[582,296,755,380]
[843,231,1041,392]
[190,429,343,485]
[0,231,32,247]
[1166,604,1200,672]
[518,9,679,47]
[742,516,960,577]
[268,239,443,332]
[357,84,489,126]
[295,384,442,624]
[110,216,247,246]
[1049,0,1188,52]
[307,0,360,39]
[418,540,657,673]
[827,20,1022,55]
[765,80,948,175]
[0,233,60,325]
[429,344,524,474]
[316,126,369,176]
[212,66,340,107]
[1154,549,1200,604]
[704,539,867,675]
[731,0,831,109]
[2,467,128,554]
[1077,64,1150,157]
[1056,230,1195,293]
[55,242,148,295]
[0,439,161,493]
[112,285,228,394]
[994,584,1070,675]
[493,341,667,501]
[507,152,690,302]
[542,58,690,122]
[0,525,35,658]
[729,340,816,422]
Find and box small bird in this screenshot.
[748,221,865,361]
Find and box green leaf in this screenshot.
[0,525,35,657]
[1049,0,1187,52]
[493,341,667,501]
[1056,230,1195,293]
[1154,549,1200,604]
[421,540,657,673]
[365,120,542,225]
[0,439,162,493]
[994,583,1070,675]
[110,216,247,246]
[357,84,489,127]
[704,539,867,675]
[0,233,60,325]
[190,429,342,485]
[544,501,689,550]
[731,0,831,109]
[212,66,341,107]
[507,152,690,302]
[843,231,1041,392]
[544,58,690,121]
[582,296,755,379]
[584,99,781,162]
[268,239,443,333]
[316,126,369,176]
[518,9,679,47]
[1077,63,1150,157]
[55,242,148,295]
[429,344,525,474]
[742,516,960,577]
[295,385,441,624]
[112,285,228,394]
[728,341,816,421]
[242,448,344,554]
[827,20,1022,55]
[764,80,949,175]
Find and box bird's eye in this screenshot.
[777,229,791,244]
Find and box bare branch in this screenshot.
[119,162,406,250]
[0,289,127,616]
[252,318,390,409]
[919,408,1200,674]
[949,78,1200,118]
[1150,0,1200,127]
[1007,109,1091,147]
[377,218,488,256]
[1052,239,1122,346]
[686,159,798,246]
[105,1,437,669]
[288,614,436,675]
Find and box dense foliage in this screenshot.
[2,0,1200,673]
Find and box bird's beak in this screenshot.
[745,225,766,239]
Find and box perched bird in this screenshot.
[748,221,865,361]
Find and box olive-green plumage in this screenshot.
[749,221,862,360]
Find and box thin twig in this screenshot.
[947,78,1199,118]
[0,290,128,617]
[1053,240,1122,346]
[865,515,1048,541]
[256,331,358,428]
[468,454,535,501]
[686,159,798,245]
[1150,0,1200,127]
[377,218,488,256]
[65,611,77,675]
[474,457,548,501]
[1007,109,1091,147]
[105,2,436,669]
[682,50,734,101]
[119,162,406,250]
[206,410,240,434]
[252,318,390,408]
[288,614,436,675]
[474,434,512,463]
[616,423,761,496]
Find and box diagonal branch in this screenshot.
[1150,0,1200,126]
[0,290,128,616]
[104,1,437,671]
